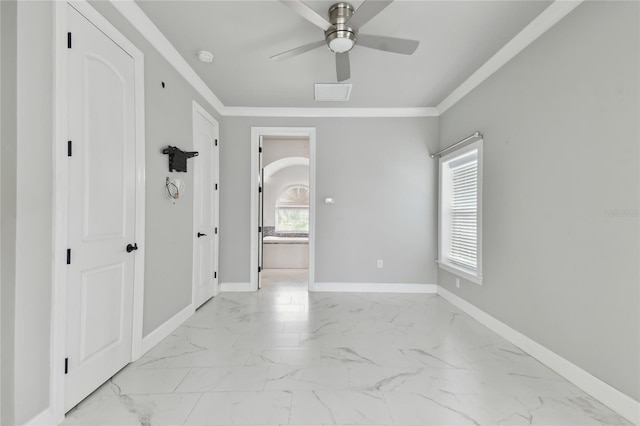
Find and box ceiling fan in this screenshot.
[271,0,419,82]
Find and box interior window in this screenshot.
[275,186,309,232]
[438,140,483,284]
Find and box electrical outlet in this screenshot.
[377,259,383,269]
[455,278,460,288]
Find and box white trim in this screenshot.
[437,1,583,114]
[220,282,255,292]
[223,107,438,118]
[311,282,437,293]
[23,407,61,426]
[0,1,2,420]
[140,304,194,355]
[308,135,316,291]
[109,0,225,114]
[251,127,316,292]
[50,1,69,421]
[437,286,640,425]
[436,261,483,286]
[130,4,147,362]
[52,1,146,419]
[191,101,221,309]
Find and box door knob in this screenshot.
[126,243,138,253]
[197,232,207,238]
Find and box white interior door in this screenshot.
[193,106,219,308]
[65,5,137,411]
[258,136,263,289]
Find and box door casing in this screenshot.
[51,1,146,421]
[250,127,316,291]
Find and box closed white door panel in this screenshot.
[193,110,219,308]
[65,5,136,412]
[258,136,263,289]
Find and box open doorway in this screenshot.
[251,128,316,292]
[261,138,309,290]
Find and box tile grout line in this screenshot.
[181,392,205,426]
[171,367,193,394]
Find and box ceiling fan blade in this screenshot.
[278,0,334,31]
[336,52,350,82]
[347,0,393,29]
[357,34,419,55]
[270,40,326,61]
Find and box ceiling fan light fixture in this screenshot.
[273,0,421,82]
[325,2,356,53]
[326,30,356,53]
[328,36,354,53]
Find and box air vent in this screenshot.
[314,83,352,102]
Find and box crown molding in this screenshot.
[109,0,226,113]
[437,0,584,115]
[110,0,582,119]
[221,106,439,118]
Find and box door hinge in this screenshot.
[215,227,218,234]
[67,141,72,157]
[67,32,72,49]
[259,147,262,153]
[215,139,218,146]
[258,226,262,233]
[258,186,262,193]
[258,266,262,273]
[215,183,218,190]
[64,358,69,374]
[66,249,71,265]
[214,271,217,279]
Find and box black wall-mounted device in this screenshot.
[162,146,198,172]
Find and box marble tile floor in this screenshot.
[62,269,631,426]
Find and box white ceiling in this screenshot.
[135,0,552,108]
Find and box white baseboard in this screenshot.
[437,286,640,425]
[24,407,61,426]
[140,304,194,355]
[220,282,254,292]
[311,282,437,293]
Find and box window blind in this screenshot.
[449,159,478,271]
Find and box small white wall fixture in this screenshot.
[249,127,316,292]
[49,1,146,423]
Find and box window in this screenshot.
[276,208,309,232]
[438,140,483,284]
[275,186,309,232]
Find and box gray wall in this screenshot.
[6,1,221,423]
[1,1,17,424]
[220,117,440,285]
[438,1,639,401]
[14,3,54,422]
[0,2,2,420]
